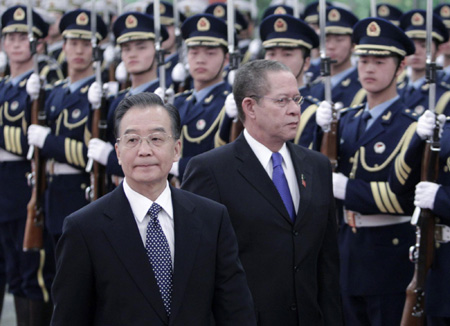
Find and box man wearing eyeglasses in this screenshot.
[51,92,256,325]
[182,60,343,326]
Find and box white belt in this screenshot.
[344,210,411,228]
[0,148,25,162]
[47,161,82,175]
[435,225,450,243]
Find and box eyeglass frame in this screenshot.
[249,95,304,107]
[116,132,175,149]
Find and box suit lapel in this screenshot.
[103,185,169,324]
[234,135,293,224]
[169,188,202,323]
[287,142,313,224]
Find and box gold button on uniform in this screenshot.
[392,238,399,245]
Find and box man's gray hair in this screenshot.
[233,60,291,122]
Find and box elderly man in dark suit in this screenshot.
[182,60,343,326]
[51,93,256,326]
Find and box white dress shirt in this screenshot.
[123,179,175,269]
[243,129,300,214]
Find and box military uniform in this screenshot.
[328,18,418,326]
[0,6,54,321]
[308,7,364,108]
[174,13,234,181]
[34,9,107,242]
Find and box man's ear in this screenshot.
[115,143,122,165]
[242,97,256,120]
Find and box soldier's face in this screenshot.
[358,55,403,94]
[162,25,176,52]
[438,37,450,57]
[325,34,353,66]
[407,39,437,72]
[264,47,309,83]
[187,46,227,88]
[63,38,93,72]
[121,40,156,75]
[3,32,31,65]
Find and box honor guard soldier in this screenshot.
[399,10,450,116]
[172,13,233,181]
[435,4,450,84]
[309,6,364,108]
[87,12,169,187]
[259,13,320,148]
[0,5,54,324]
[315,17,418,325]
[302,1,332,82]
[146,1,186,90]
[26,9,107,245]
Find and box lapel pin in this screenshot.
[301,174,306,188]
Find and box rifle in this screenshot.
[318,0,338,171]
[401,2,440,324]
[154,0,167,95]
[85,1,108,202]
[227,0,244,142]
[23,2,46,251]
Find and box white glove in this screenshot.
[26,73,41,100]
[332,172,348,200]
[154,87,175,105]
[105,81,119,97]
[414,181,440,210]
[171,62,188,82]
[170,161,179,177]
[103,44,116,65]
[87,138,114,166]
[249,38,262,57]
[416,110,446,140]
[88,82,102,109]
[227,69,236,86]
[316,101,333,131]
[0,51,8,73]
[115,61,128,84]
[224,93,238,121]
[27,124,50,148]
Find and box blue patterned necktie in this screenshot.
[272,152,296,222]
[145,203,173,316]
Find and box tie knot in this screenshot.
[272,152,283,169]
[362,110,371,122]
[148,203,162,220]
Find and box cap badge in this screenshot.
[378,5,389,17]
[13,8,25,21]
[76,12,89,26]
[274,18,287,33]
[441,5,450,18]
[213,5,225,18]
[274,6,287,15]
[160,3,166,14]
[412,12,424,26]
[125,15,137,29]
[367,21,381,37]
[374,142,386,154]
[328,9,340,22]
[197,17,210,31]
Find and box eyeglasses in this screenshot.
[116,132,173,149]
[250,95,304,108]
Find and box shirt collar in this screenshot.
[330,66,355,88]
[68,75,94,93]
[408,76,426,90]
[244,129,289,170]
[193,81,224,103]
[10,69,33,86]
[129,79,159,95]
[123,178,173,223]
[364,95,399,124]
